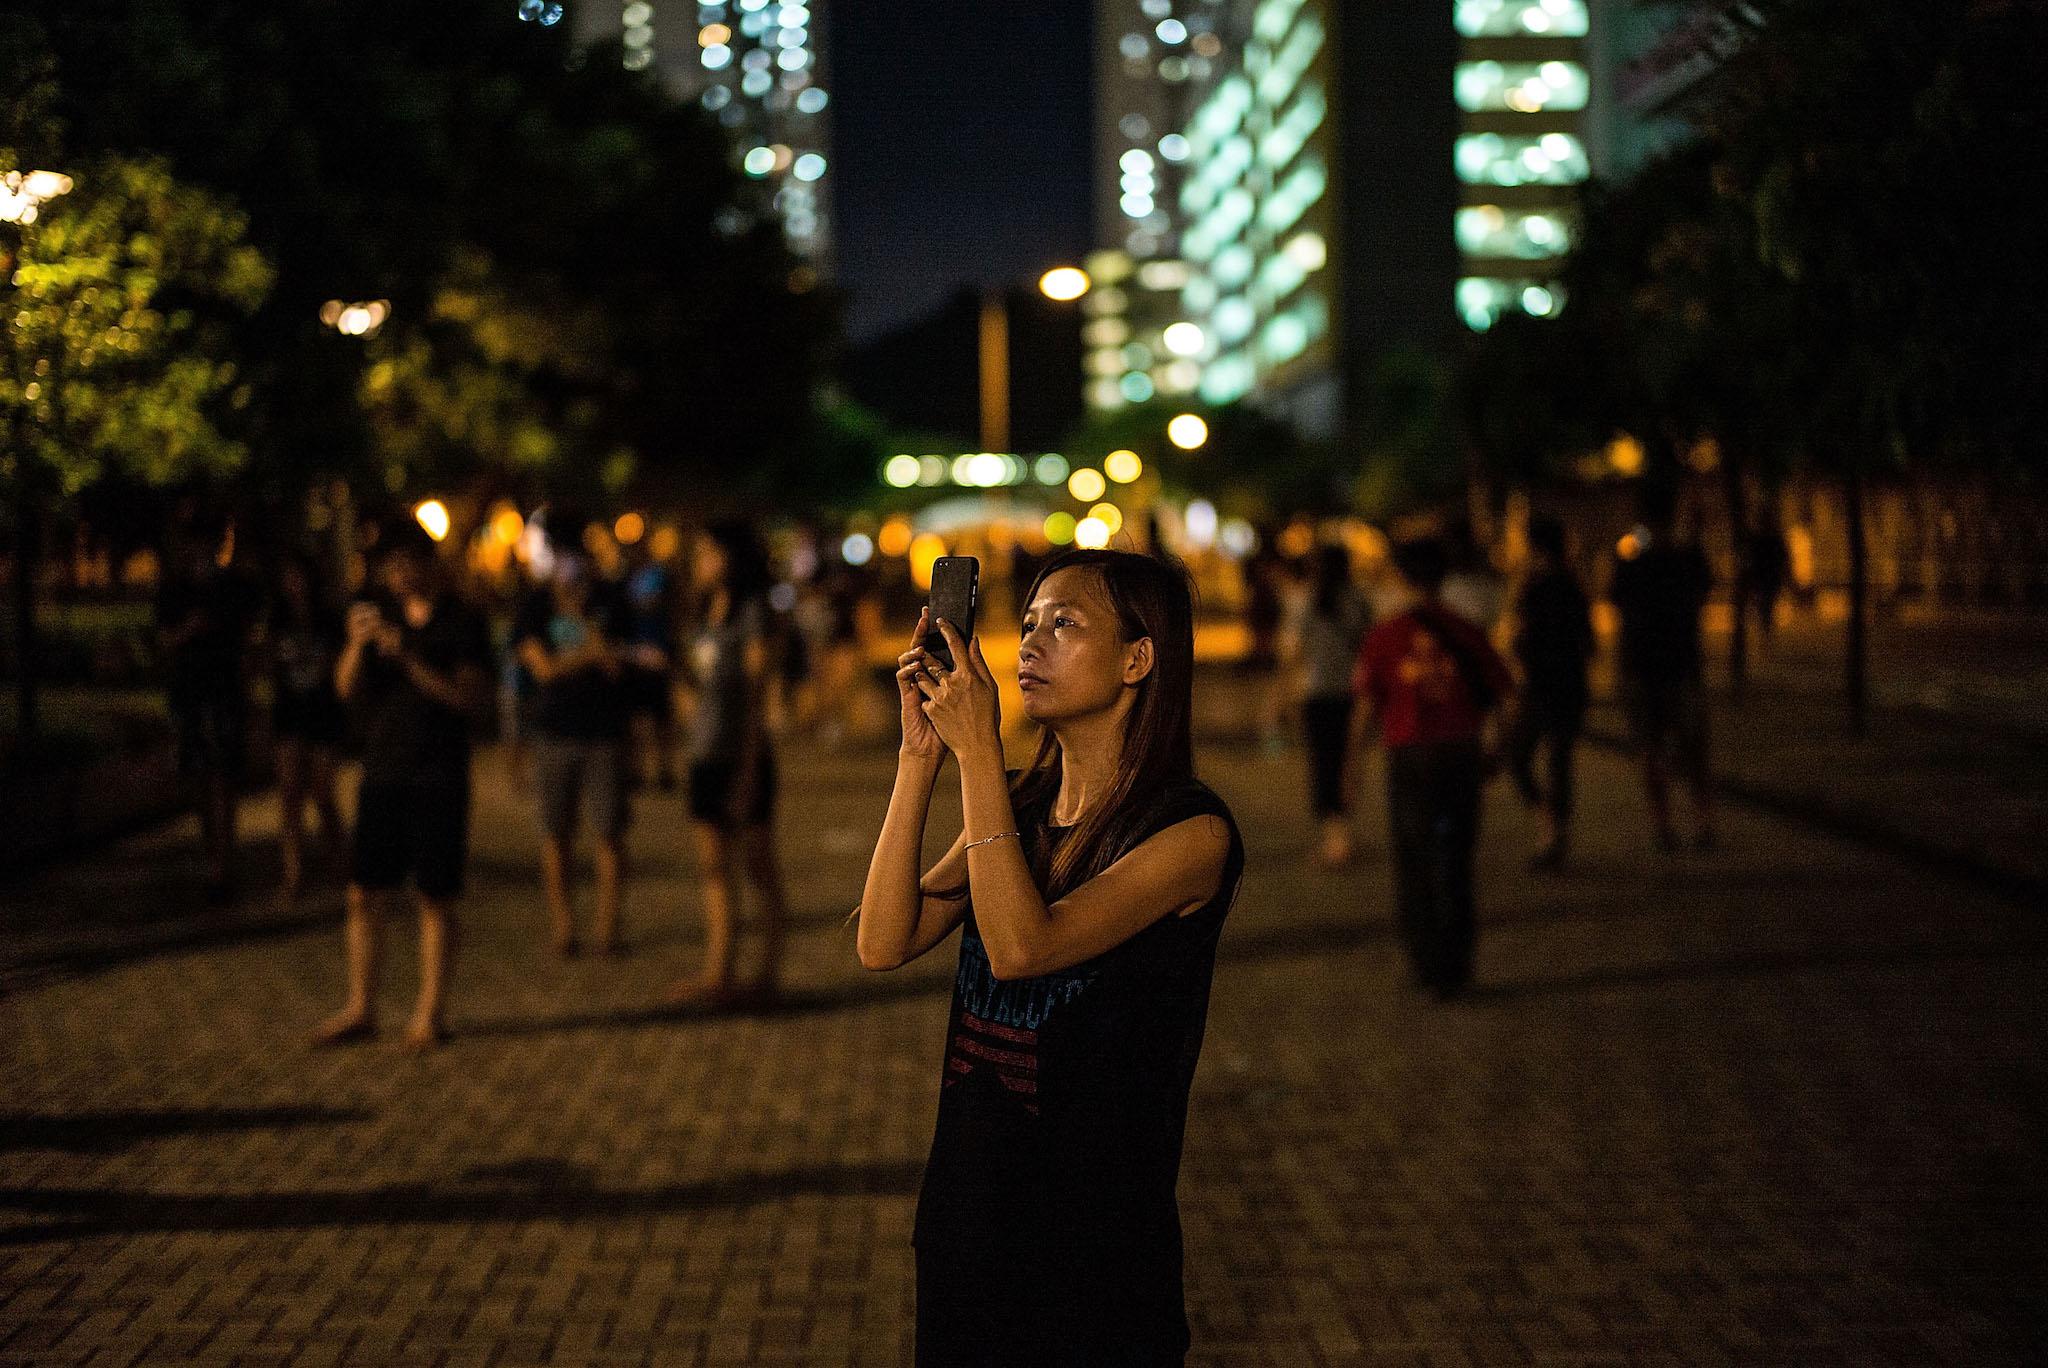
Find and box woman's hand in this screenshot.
[894,607,948,763]
[915,619,1001,765]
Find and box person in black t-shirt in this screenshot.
[855,549,1244,1367]
[1609,497,1718,851]
[1506,516,1593,870]
[266,550,348,906]
[514,550,638,957]
[314,523,491,1052]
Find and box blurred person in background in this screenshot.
[664,520,788,1008]
[1285,543,1370,869]
[156,508,261,904]
[1505,517,1593,871]
[515,539,635,958]
[1610,491,1717,852]
[1440,518,1506,635]
[266,549,348,907]
[314,520,492,1051]
[621,538,679,790]
[1352,537,1513,1000]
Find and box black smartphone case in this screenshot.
[924,556,979,671]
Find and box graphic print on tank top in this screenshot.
[942,916,1096,1117]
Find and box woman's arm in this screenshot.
[855,606,974,970]
[854,752,972,969]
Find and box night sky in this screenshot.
[828,1,1095,345]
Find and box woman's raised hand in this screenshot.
[916,618,1001,763]
[895,607,948,762]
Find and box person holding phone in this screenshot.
[856,548,1244,1367]
[314,521,491,1052]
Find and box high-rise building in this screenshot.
[1084,1,1234,416]
[1165,0,1462,443]
[1094,1,1679,447]
[573,0,833,266]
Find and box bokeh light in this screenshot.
[1039,267,1091,302]
[614,512,646,546]
[841,533,874,566]
[877,517,915,559]
[1068,467,1108,502]
[1167,413,1209,450]
[1074,516,1112,549]
[413,499,451,543]
[1104,450,1143,484]
[909,534,947,589]
[1044,512,1078,545]
[1088,503,1124,536]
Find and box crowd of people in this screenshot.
[1275,493,1724,1000]
[151,509,801,1050]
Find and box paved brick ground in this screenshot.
[4,720,2045,1365]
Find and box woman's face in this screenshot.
[1016,567,1143,725]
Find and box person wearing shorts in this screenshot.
[665,521,788,1008]
[515,550,635,957]
[314,522,492,1053]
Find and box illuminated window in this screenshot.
[1457,277,1567,331]
[1454,0,1589,38]
[1456,206,1573,259]
[1455,61,1590,113]
[1456,132,1589,186]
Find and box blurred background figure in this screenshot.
[1439,518,1506,636]
[155,508,259,904]
[1506,517,1593,871]
[1352,538,1513,1001]
[622,538,679,791]
[515,538,634,958]
[1610,491,1717,852]
[316,521,492,1052]
[266,549,347,907]
[1242,546,1293,754]
[1740,514,1791,652]
[666,520,788,1008]
[1285,542,1370,869]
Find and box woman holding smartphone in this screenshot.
[856,548,1244,1367]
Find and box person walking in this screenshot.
[1505,517,1593,870]
[266,550,348,907]
[155,510,260,904]
[1609,494,1717,851]
[856,548,1244,1367]
[515,547,634,958]
[1286,543,1370,869]
[663,521,788,1007]
[314,521,492,1052]
[621,541,679,790]
[1351,537,1513,1000]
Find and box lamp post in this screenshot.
[3,168,77,742]
[976,267,1092,455]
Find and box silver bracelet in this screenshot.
[963,830,1021,851]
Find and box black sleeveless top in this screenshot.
[913,776,1245,1366]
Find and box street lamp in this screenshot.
[1167,413,1210,451]
[1038,267,1091,303]
[978,266,1092,453]
[319,298,391,338]
[1,168,75,225]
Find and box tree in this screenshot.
[3,150,271,739]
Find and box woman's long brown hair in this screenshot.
[1010,549,1199,902]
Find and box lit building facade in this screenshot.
[1452,0,1593,331]
[1084,1,1233,416]
[573,0,833,265]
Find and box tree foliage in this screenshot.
[2,152,271,495]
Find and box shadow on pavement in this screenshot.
[0,1106,373,1154]
[1468,937,2048,1002]
[1,904,339,984]
[0,1157,927,1244]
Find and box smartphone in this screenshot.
[923,556,980,672]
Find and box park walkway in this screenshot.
[3,716,2045,1365]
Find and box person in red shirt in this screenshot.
[1351,536,1514,999]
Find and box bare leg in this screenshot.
[309,746,346,874]
[540,835,577,956]
[593,838,625,954]
[742,824,788,995]
[404,894,458,1050]
[667,823,738,1003]
[313,884,384,1044]
[277,737,307,903]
